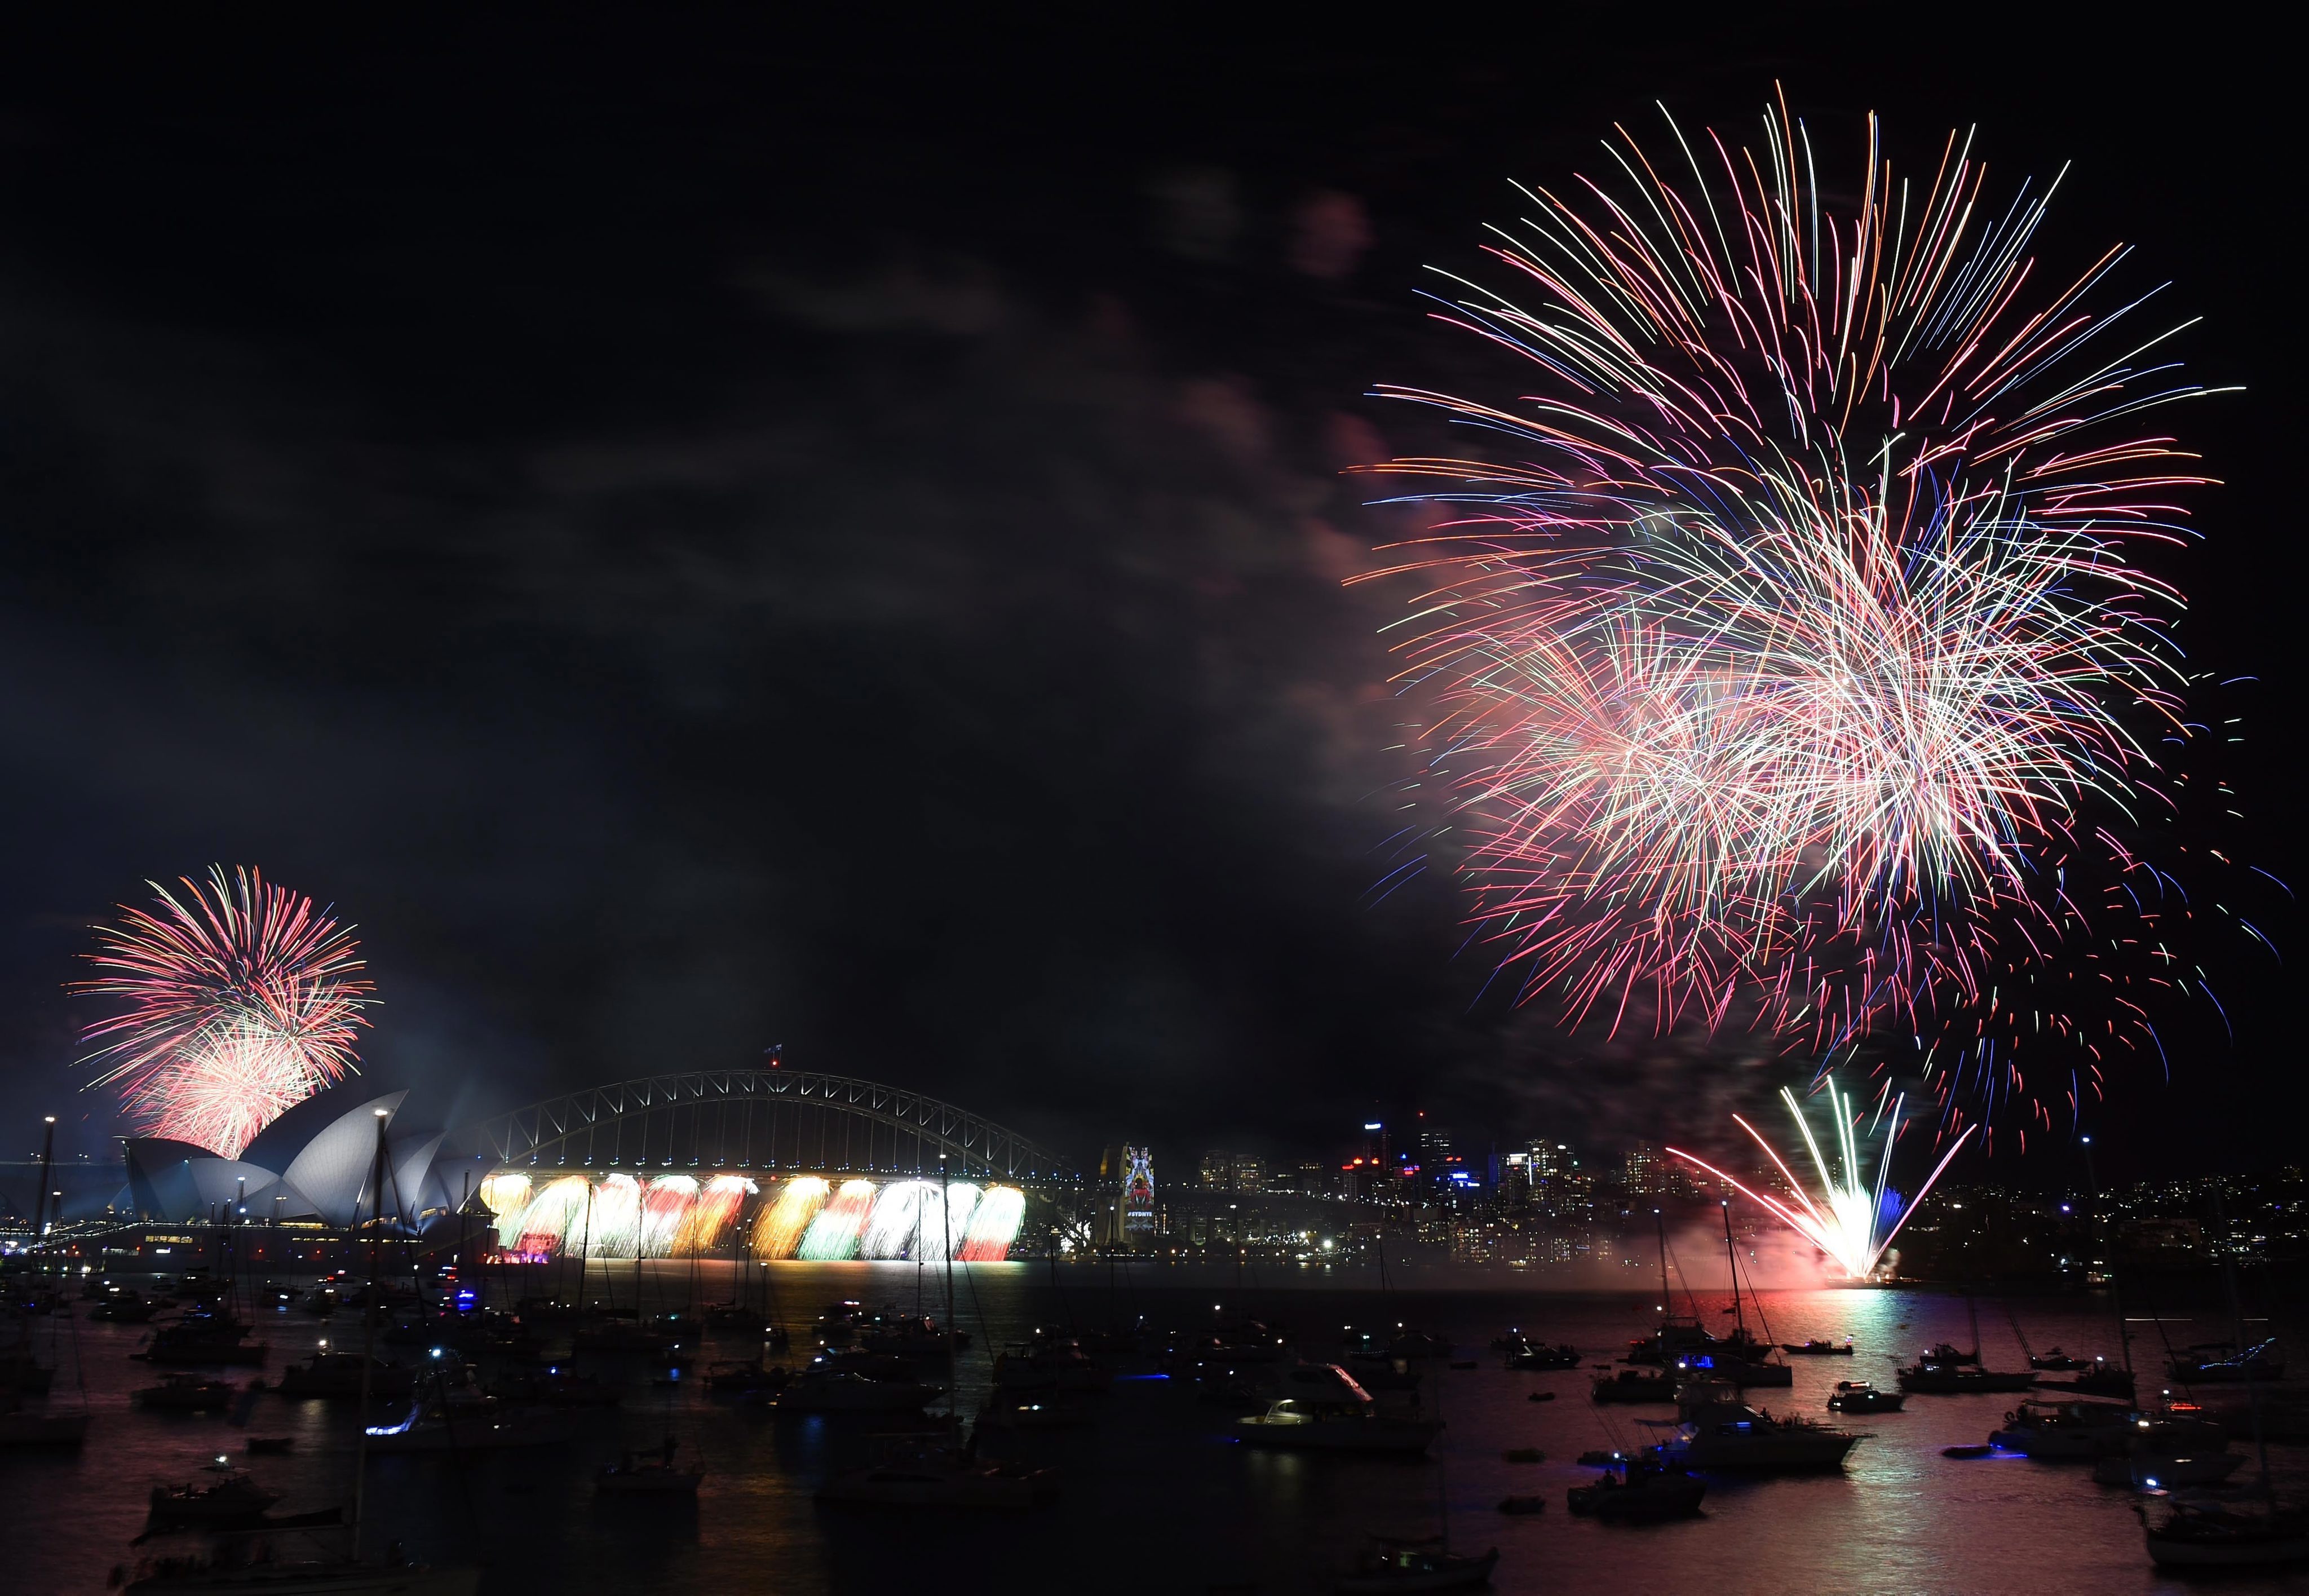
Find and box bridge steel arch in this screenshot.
[458,1069,1078,1186]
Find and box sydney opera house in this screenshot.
[114,1068,1058,1262]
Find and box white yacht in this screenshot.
[1646,1380,1859,1471]
[1233,1369,1443,1454]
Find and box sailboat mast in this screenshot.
[352,1107,391,1562]
[32,1116,56,1255]
[940,1154,955,1340]
[2079,1135,2131,1376]
[1653,1209,1671,1323]
[1721,1201,1745,1336]
[2213,1192,2274,1504]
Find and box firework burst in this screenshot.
[1669,1081,1974,1279]
[754,1177,830,1259]
[1360,93,2244,1129]
[75,865,374,1156]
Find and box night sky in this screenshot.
[2,17,2296,1183]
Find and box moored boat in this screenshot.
[135,1374,237,1412]
[1567,1458,1706,1521]
[276,1351,416,1399]
[2168,1339,2285,1383]
[1897,1345,2034,1394]
[364,1398,574,1451]
[146,1470,282,1531]
[1336,1538,1497,1593]
[1988,1398,2141,1461]
[1826,1381,1903,1414]
[2141,1502,2309,1568]
[1501,1341,1580,1371]
[1592,1369,1678,1404]
[1646,1380,1859,1471]
[598,1441,704,1495]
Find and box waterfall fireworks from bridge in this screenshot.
[477,1170,1028,1262]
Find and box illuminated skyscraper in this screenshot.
[1122,1147,1155,1241]
[1097,1144,1157,1247]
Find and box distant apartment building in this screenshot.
[1198,1151,1266,1193]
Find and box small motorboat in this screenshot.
[992,1337,1111,1393]
[2142,1502,2309,1568]
[365,1399,574,1452]
[1646,1382,1859,1471]
[1987,1398,2140,1460]
[487,1366,622,1408]
[702,1301,767,1333]
[1826,1381,1904,1414]
[1576,1449,1630,1467]
[598,1441,704,1496]
[1942,1444,1994,1458]
[135,1374,236,1412]
[860,1313,966,1359]
[1233,1393,1444,1454]
[1567,1460,1706,1522]
[1496,1496,1546,1515]
[2167,1339,2285,1383]
[1501,1448,1544,1464]
[2129,1453,2246,1490]
[1525,1391,1555,1404]
[1897,1355,2033,1394]
[2060,1363,2137,1399]
[1678,1353,1792,1389]
[1337,1537,1498,1593]
[1591,1369,1677,1404]
[705,1360,786,1396]
[275,1350,416,1399]
[975,1394,1097,1431]
[2028,1347,2089,1371]
[1502,1342,1581,1371]
[2089,1413,2236,1488]
[146,1469,281,1531]
[1782,1339,1855,1356]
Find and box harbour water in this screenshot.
[6,1262,2302,1594]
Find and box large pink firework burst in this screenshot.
[1357,93,2239,1140]
[75,865,374,1156]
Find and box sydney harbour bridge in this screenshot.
[451,1067,1085,1261]
[461,1066,1076,1186]
[90,1067,1090,1261]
